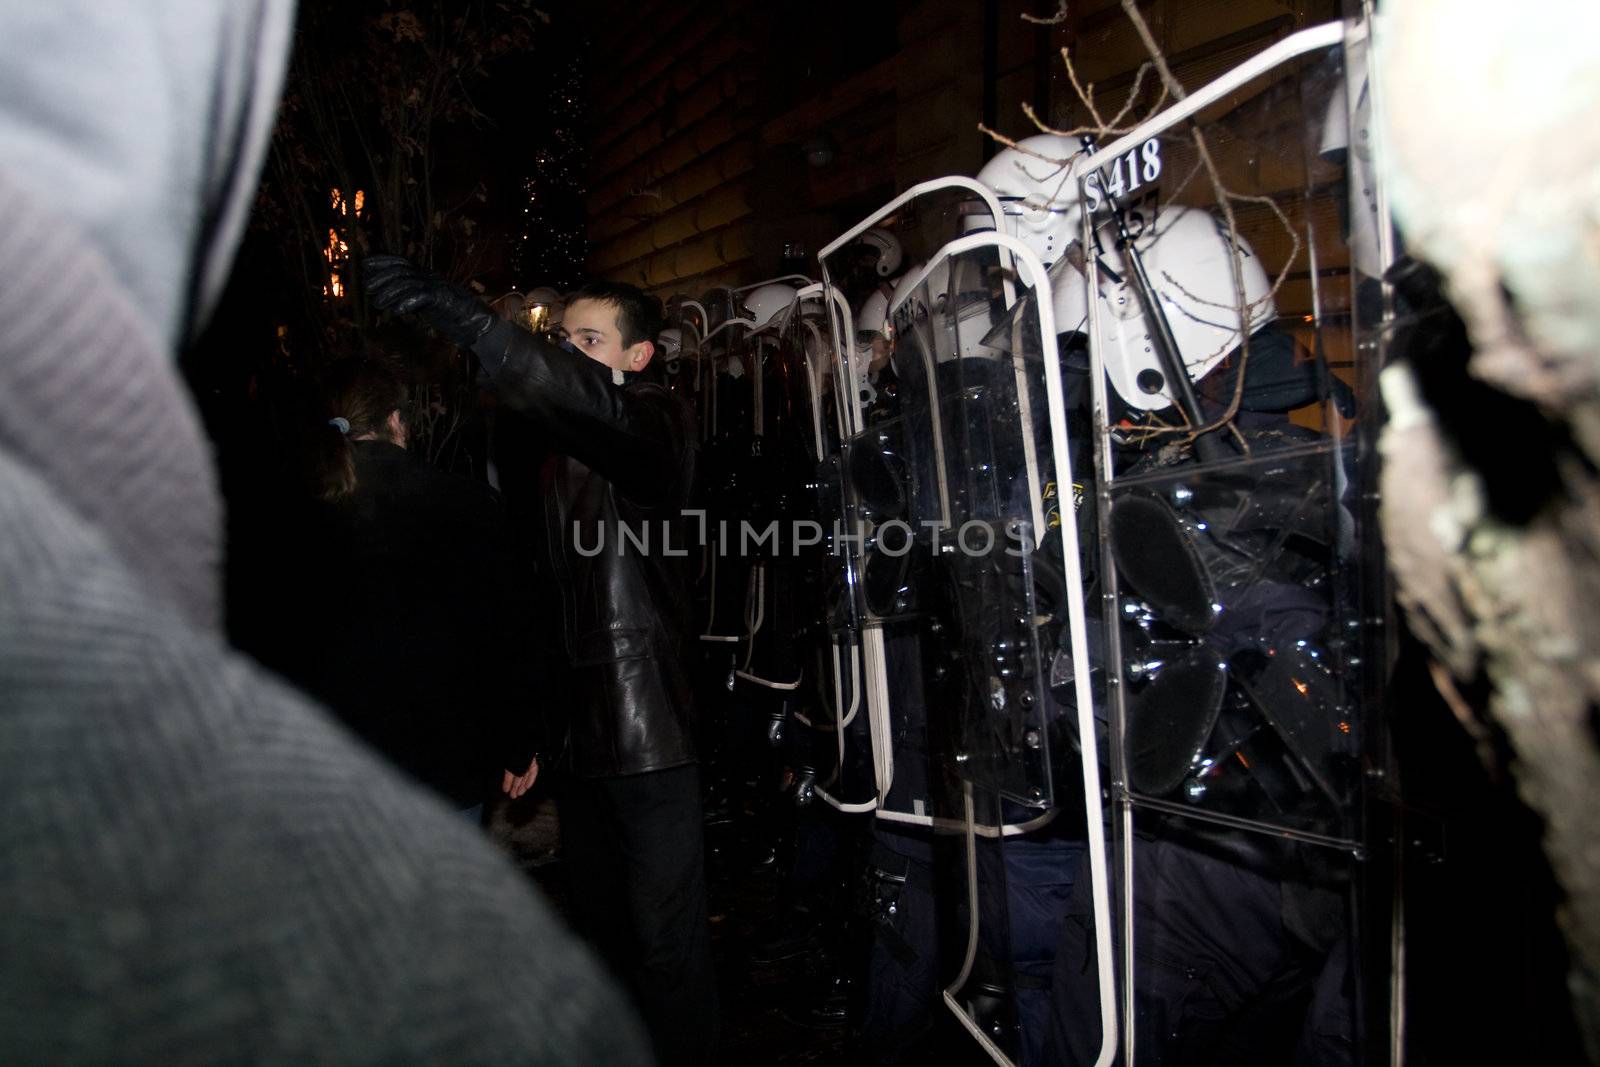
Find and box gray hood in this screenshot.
[0,0,293,351]
[0,0,294,626]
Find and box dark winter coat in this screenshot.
[478,321,700,778]
[293,440,542,808]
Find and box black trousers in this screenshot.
[559,764,719,1066]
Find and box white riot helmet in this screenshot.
[929,254,998,361]
[657,326,683,361]
[855,288,889,342]
[973,134,1086,272]
[857,227,904,278]
[851,287,892,389]
[881,261,924,380]
[739,282,800,332]
[889,255,997,366]
[887,264,923,329]
[1053,206,1276,411]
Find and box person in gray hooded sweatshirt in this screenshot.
[0,3,648,1062]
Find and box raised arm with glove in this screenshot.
[364,254,499,350]
[364,255,690,509]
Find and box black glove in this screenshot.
[363,254,496,349]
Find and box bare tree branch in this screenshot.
[1020,1,1071,26]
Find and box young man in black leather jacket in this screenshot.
[365,260,716,1066]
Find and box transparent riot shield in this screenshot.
[701,281,841,836]
[821,188,1118,1061]
[689,286,756,845]
[904,236,1117,1067]
[881,240,1068,812]
[1057,19,1388,1064]
[783,285,879,811]
[692,288,748,650]
[661,293,725,671]
[818,178,1014,823]
[662,294,708,408]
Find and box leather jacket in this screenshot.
[475,319,699,778]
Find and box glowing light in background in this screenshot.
[322,189,364,298]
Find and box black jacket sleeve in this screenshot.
[473,320,690,509]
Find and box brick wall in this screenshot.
[580,0,1342,301]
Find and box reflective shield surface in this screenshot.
[1058,24,1387,1064]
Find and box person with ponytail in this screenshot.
[314,357,411,500]
[291,358,542,819]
